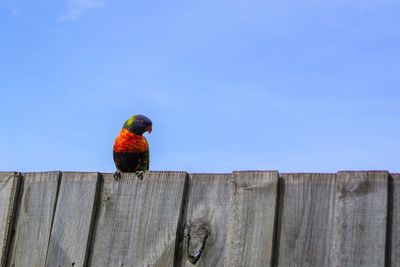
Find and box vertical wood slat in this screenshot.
[0,172,20,266]
[90,171,187,267]
[45,172,100,267]
[390,173,400,265]
[180,173,232,267]
[332,171,388,267]
[225,171,278,266]
[276,173,336,267]
[7,172,60,267]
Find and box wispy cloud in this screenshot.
[59,0,104,22]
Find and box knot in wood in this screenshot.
[338,177,370,198]
[102,191,111,204]
[187,221,209,264]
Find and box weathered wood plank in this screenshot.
[7,172,60,267]
[332,171,388,267]
[0,172,20,266]
[45,172,100,267]
[180,173,232,266]
[224,171,278,266]
[89,171,187,267]
[276,173,336,267]
[390,173,400,265]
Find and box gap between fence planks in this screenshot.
[0,170,396,267]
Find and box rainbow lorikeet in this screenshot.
[113,115,152,180]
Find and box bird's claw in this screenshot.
[113,170,122,181]
[135,170,144,180]
[114,170,144,180]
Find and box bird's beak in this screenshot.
[146,125,152,134]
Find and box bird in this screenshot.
[113,115,152,180]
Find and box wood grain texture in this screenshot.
[89,171,187,267]
[276,173,336,267]
[1,170,397,266]
[180,173,232,267]
[225,171,278,267]
[7,172,60,267]
[332,171,388,267]
[390,173,400,265]
[46,172,100,267]
[0,172,20,266]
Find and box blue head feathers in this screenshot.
[124,115,153,135]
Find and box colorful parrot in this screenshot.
[113,115,152,180]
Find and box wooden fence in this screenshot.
[0,171,398,266]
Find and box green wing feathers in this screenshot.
[143,150,150,171]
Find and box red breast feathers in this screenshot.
[113,128,149,153]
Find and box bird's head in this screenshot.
[124,115,152,135]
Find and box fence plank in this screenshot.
[0,173,20,266]
[45,172,100,267]
[225,171,278,266]
[89,171,187,267]
[180,173,232,266]
[7,172,60,267]
[390,173,400,265]
[332,171,388,267]
[276,173,336,266]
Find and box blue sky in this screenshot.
[0,0,399,173]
